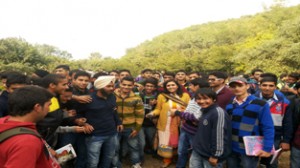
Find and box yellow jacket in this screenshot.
[152,93,190,131]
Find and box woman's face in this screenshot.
[166,81,179,94]
[195,94,214,108]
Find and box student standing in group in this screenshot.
[170,78,210,168]
[147,79,190,168]
[208,71,234,110]
[254,73,292,168]
[189,88,231,168]
[226,77,274,168]
[0,86,60,168]
[113,76,144,168]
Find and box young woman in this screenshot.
[147,79,190,168]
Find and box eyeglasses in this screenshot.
[208,78,221,81]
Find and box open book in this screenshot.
[243,136,275,156]
[55,144,77,164]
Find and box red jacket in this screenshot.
[0,116,60,168]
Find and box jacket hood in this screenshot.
[0,116,36,133]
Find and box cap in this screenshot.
[229,76,248,86]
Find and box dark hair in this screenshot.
[141,69,153,74]
[34,69,49,78]
[195,88,217,101]
[190,78,210,88]
[55,65,70,71]
[92,72,108,79]
[41,74,66,88]
[119,69,131,75]
[121,76,135,83]
[8,86,53,116]
[260,73,278,85]
[288,72,299,81]
[143,77,158,87]
[251,68,263,75]
[188,71,199,76]
[163,79,183,97]
[74,71,91,80]
[163,72,175,78]
[69,69,81,77]
[6,73,29,88]
[209,71,228,80]
[279,73,288,79]
[109,70,119,74]
[176,70,186,75]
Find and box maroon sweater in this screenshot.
[216,86,235,110]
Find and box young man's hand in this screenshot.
[256,150,272,158]
[83,123,94,134]
[73,95,92,103]
[74,126,85,133]
[280,142,290,151]
[208,157,218,167]
[117,125,124,132]
[129,130,138,138]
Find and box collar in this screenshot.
[259,92,278,101]
[216,86,225,94]
[233,95,249,105]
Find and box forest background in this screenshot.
[1,3,300,76]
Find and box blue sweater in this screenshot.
[82,92,122,136]
[254,90,293,143]
[192,104,231,161]
[226,95,274,154]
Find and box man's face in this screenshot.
[54,78,69,95]
[142,71,153,79]
[55,68,69,78]
[163,75,173,82]
[260,82,276,97]
[253,71,263,81]
[100,81,115,96]
[60,91,72,103]
[119,72,130,80]
[208,75,224,88]
[7,84,26,93]
[74,76,90,90]
[287,76,297,84]
[229,83,249,96]
[189,83,199,93]
[120,80,134,94]
[144,83,156,94]
[110,72,119,80]
[189,73,199,81]
[175,72,186,81]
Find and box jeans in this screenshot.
[57,133,87,168]
[139,127,156,156]
[85,133,117,168]
[111,128,141,167]
[291,146,300,168]
[260,137,281,168]
[176,129,194,168]
[227,152,259,168]
[189,151,223,168]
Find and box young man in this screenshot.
[171,78,210,168]
[37,74,69,146]
[281,72,299,96]
[175,70,189,91]
[0,86,60,168]
[0,72,28,117]
[113,76,144,168]
[188,72,200,81]
[226,77,275,168]
[208,71,234,110]
[84,76,123,168]
[139,77,159,156]
[254,73,293,168]
[248,68,264,94]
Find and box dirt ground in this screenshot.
[123,151,291,168]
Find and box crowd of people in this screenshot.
[0,65,299,168]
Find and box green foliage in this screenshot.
[1,3,300,76]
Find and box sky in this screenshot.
[1,0,300,59]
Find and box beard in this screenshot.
[100,88,111,97]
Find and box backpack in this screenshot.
[0,127,49,158]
